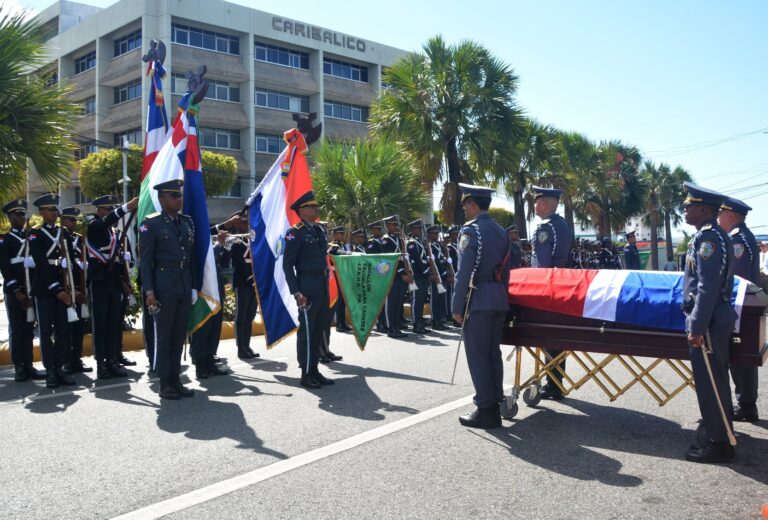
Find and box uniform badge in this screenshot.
[459,233,470,252]
[28,233,36,241]
[698,240,715,260]
[538,230,549,244]
[285,232,295,241]
[376,261,391,276]
[139,224,148,233]
[733,242,745,259]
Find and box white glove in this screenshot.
[447,258,453,265]
[59,258,68,269]
[123,251,132,262]
[23,257,35,268]
[76,259,84,270]
[191,289,198,304]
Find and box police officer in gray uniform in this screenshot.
[681,182,737,463]
[530,186,573,400]
[623,231,641,270]
[406,220,430,334]
[453,183,511,429]
[282,191,335,389]
[719,196,760,423]
[139,179,197,400]
[506,224,523,269]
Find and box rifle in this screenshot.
[118,218,137,306]
[22,217,35,323]
[79,218,90,319]
[59,231,80,323]
[424,236,446,294]
[440,239,456,283]
[396,230,418,292]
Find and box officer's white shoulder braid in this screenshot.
[145,212,160,219]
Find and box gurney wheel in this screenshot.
[523,387,542,407]
[500,399,518,419]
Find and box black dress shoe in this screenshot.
[174,378,195,397]
[312,371,335,385]
[388,331,407,339]
[318,355,332,364]
[118,356,137,367]
[300,374,321,389]
[685,442,735,464]
[107,361,128,377]
[56,370,76,386]
[336,325,352,333]
[46,371,59,389]
[459,407,501,429]
[375,325,388,333]
[97,364,112,380]
[540,384,564,401]
[72,360,93,373]
[195,363,209,380]
[327,352,343,362]
[733,405,759,422]
[25,365,47,380]
[412,327,428,335]
[207,358,229,376]
[159,380,181,400]
[14,366,28,382]
[61,362,76,375]
[238,347,258,360]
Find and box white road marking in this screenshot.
[111,392,483,520]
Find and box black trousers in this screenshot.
[464,310,505,408]
[430,281,447,324]
[234,286,257,349]
[67,305,85,364]
[142,295,155,364]
[296,292,330,374]
[89,281,123,364]
[691,323,734,444]
[410,278,428,328]
[334,297,347,328]
[152,291,191,379]
[384,277,406,332]
[5,290,34,367]
[34,295,69,371]
[190,308,223,361]
[546,349,566,387]
[731,365,758,407]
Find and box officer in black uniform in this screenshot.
[453,184,511,429]
[328,226,352,333]
[59,206,92,375]
[365,221,387,332]
[381,215,410,338]
[351,229,366,253]
[623,231,641,270]
[0,199,45,382]
[719,196,760,423]
[190,226,231,380]
[29,194,76,389]
[530,186,573,400]
[86,195,136,380]
[426,224,449,330]
[282,191,335,389]
[506,225,523,269]
[114,225,137,368]
[139,179,197,400]
[406,220,430,334]
[681,182,737,463]
[598,237,619,269]
[229,214,259,360]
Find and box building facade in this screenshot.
[32,0,405,220]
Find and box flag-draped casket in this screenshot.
[503,268,768,366]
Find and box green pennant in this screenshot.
[330,253,400,350]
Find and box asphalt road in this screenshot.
[0,326,766,520]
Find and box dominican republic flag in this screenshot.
[138,92,219,333]
[245,129,338,347]
[508,268,749,332]
[141,58,169,181]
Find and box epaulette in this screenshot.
[541,218,551,225]
[145,212,160,219]
[701,223,713,231]
[464,218,476,226]
[730,227,740,235]
[293,221,304,229]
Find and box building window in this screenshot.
[172,74,240,102]
[113,79,142,105]
[74,143,97,160]
[113,128,142,147]
[74,51,96,74]
[74,188,93,205]
[324,100,368,122]
[43,72,58,88]
[225,181,241,198]
[254,88,309,113]
[82,97,96,115]
[323,58,368,83]
[254,41,309,70]
[255,133,286,154]
[114,29,142,58]
[171,23,240,55]
[200,127,241,150]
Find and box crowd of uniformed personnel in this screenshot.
[0,179,760,463]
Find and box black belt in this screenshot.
[155,260,189,269]
[298,268,329,276]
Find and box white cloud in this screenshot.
[2,0,38,19]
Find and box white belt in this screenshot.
[10,258,24,264]
[47,259,59,266]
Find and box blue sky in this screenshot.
[16,0,768,235]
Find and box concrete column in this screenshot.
[310,49,324,131]
[244,32,256,195]
[94,35,112,146]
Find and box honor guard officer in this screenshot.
[86,195,137,380]
[426,224,449,330]
[506,225,523,269]
[381,215,410,338]
[365,221,388,332]
[623,231,641,270]
[453,184,511,429]
[681,182,737,463]
[139,179,197,400]
[351,229,366,253]
[229,213,259,360]
[406,220,430,335]
[328,226,352,333]
[59,206,91,375]
[531,186,573,400]
[29,194,76,389]
[0,199,46,382]
[282,191,335,389]
[445,225,461,326]
[719,196,760,423]
[598,237,620,269]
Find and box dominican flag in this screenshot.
[141,58,169,181]
[508,268,749,332]
[137,92,219,333]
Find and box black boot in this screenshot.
[685,441,735,464]
[107,361,128,377]
[96,363,112,380]
[56,369,76,386]
[118,355,137,367]
[459,406,501,429]
[206,357,229,376]
[46,370,59,389]
[327,351,343,362]
[194,360,209,380]
[238,346,258,360]
[159,378,181,400]
[14,365,28,382]
[25,364,46,380]
[300,372,321,389]
[540,382,564,401]
[733,404,759,422]
[311,370,335,386]
[318,354,331,364]
[61,362,76,375]
[174,376,194,397]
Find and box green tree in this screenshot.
[78,146,237,197]
[660,165,692,261]
[370,35,525,225]
[555,131,598,234]
[640,161,663,269]
[310,138,429,229]
[0,8,78,197]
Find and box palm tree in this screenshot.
[0,8,77,198]
[310,138,429,229]
[370,35,525,224]
[640,161,665,269]
[551,130,596,233]
[659,165,692,261]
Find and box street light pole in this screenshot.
[122,136,129,204]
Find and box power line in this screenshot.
[646,126,768,158]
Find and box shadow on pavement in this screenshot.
[24,392,81,414]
